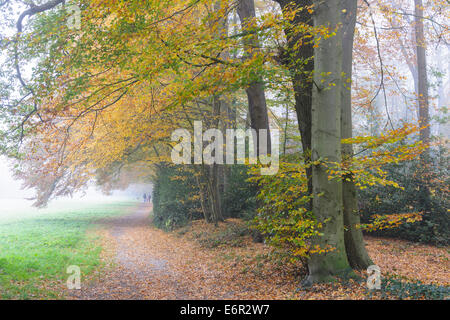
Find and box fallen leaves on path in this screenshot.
[67,205,449,300]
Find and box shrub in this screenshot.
[359,153,449,245]
[250,154,324,262]
[152,164,259,230]
[221,165,258,219]
[372,276,450,300]
[152,164,202,230]
[197,223,250,248]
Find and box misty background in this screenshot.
[0,155,151,217]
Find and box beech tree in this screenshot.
[304,0,354,284]
[237,0,272,156]
[341,0,373,270]
[275,0,314,202]
[0,0,445,286]
[413,0,431,214]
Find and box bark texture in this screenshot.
[414,0,431,214]
[275,0,314,206]
[237,0,271,156]
[341,0,373,270]
[305,0,353,285]
[414,0,430,147]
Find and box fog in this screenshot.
[0,156,151,218]
[0,156,30,199]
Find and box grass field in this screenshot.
[0,199,138,299]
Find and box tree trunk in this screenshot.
[414,0,431,214]
[196,172,212,223]
[341,0,373,270]
[222,99,237,214]
[304,0,353,285]
[275,0,314,207]
[237,0,271,156]
[207,164,224,225]
[414,0,430,147]
[209,95,225,224]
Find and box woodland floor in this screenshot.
[67,204,449,300]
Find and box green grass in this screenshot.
[0,200,138,299]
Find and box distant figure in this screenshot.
[143,193,147,203]
[147,193,152,203]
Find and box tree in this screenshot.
[275,0,314,204]
[305,0,354,285]
[413,0,431,212]
[1,0,443,286]
[341,0,373,270]
[237,0,272,156]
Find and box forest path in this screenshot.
[65,203,450,300]
[67,203,232,300]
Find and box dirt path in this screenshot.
[67,204,230,300]
[67,203,449,300]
